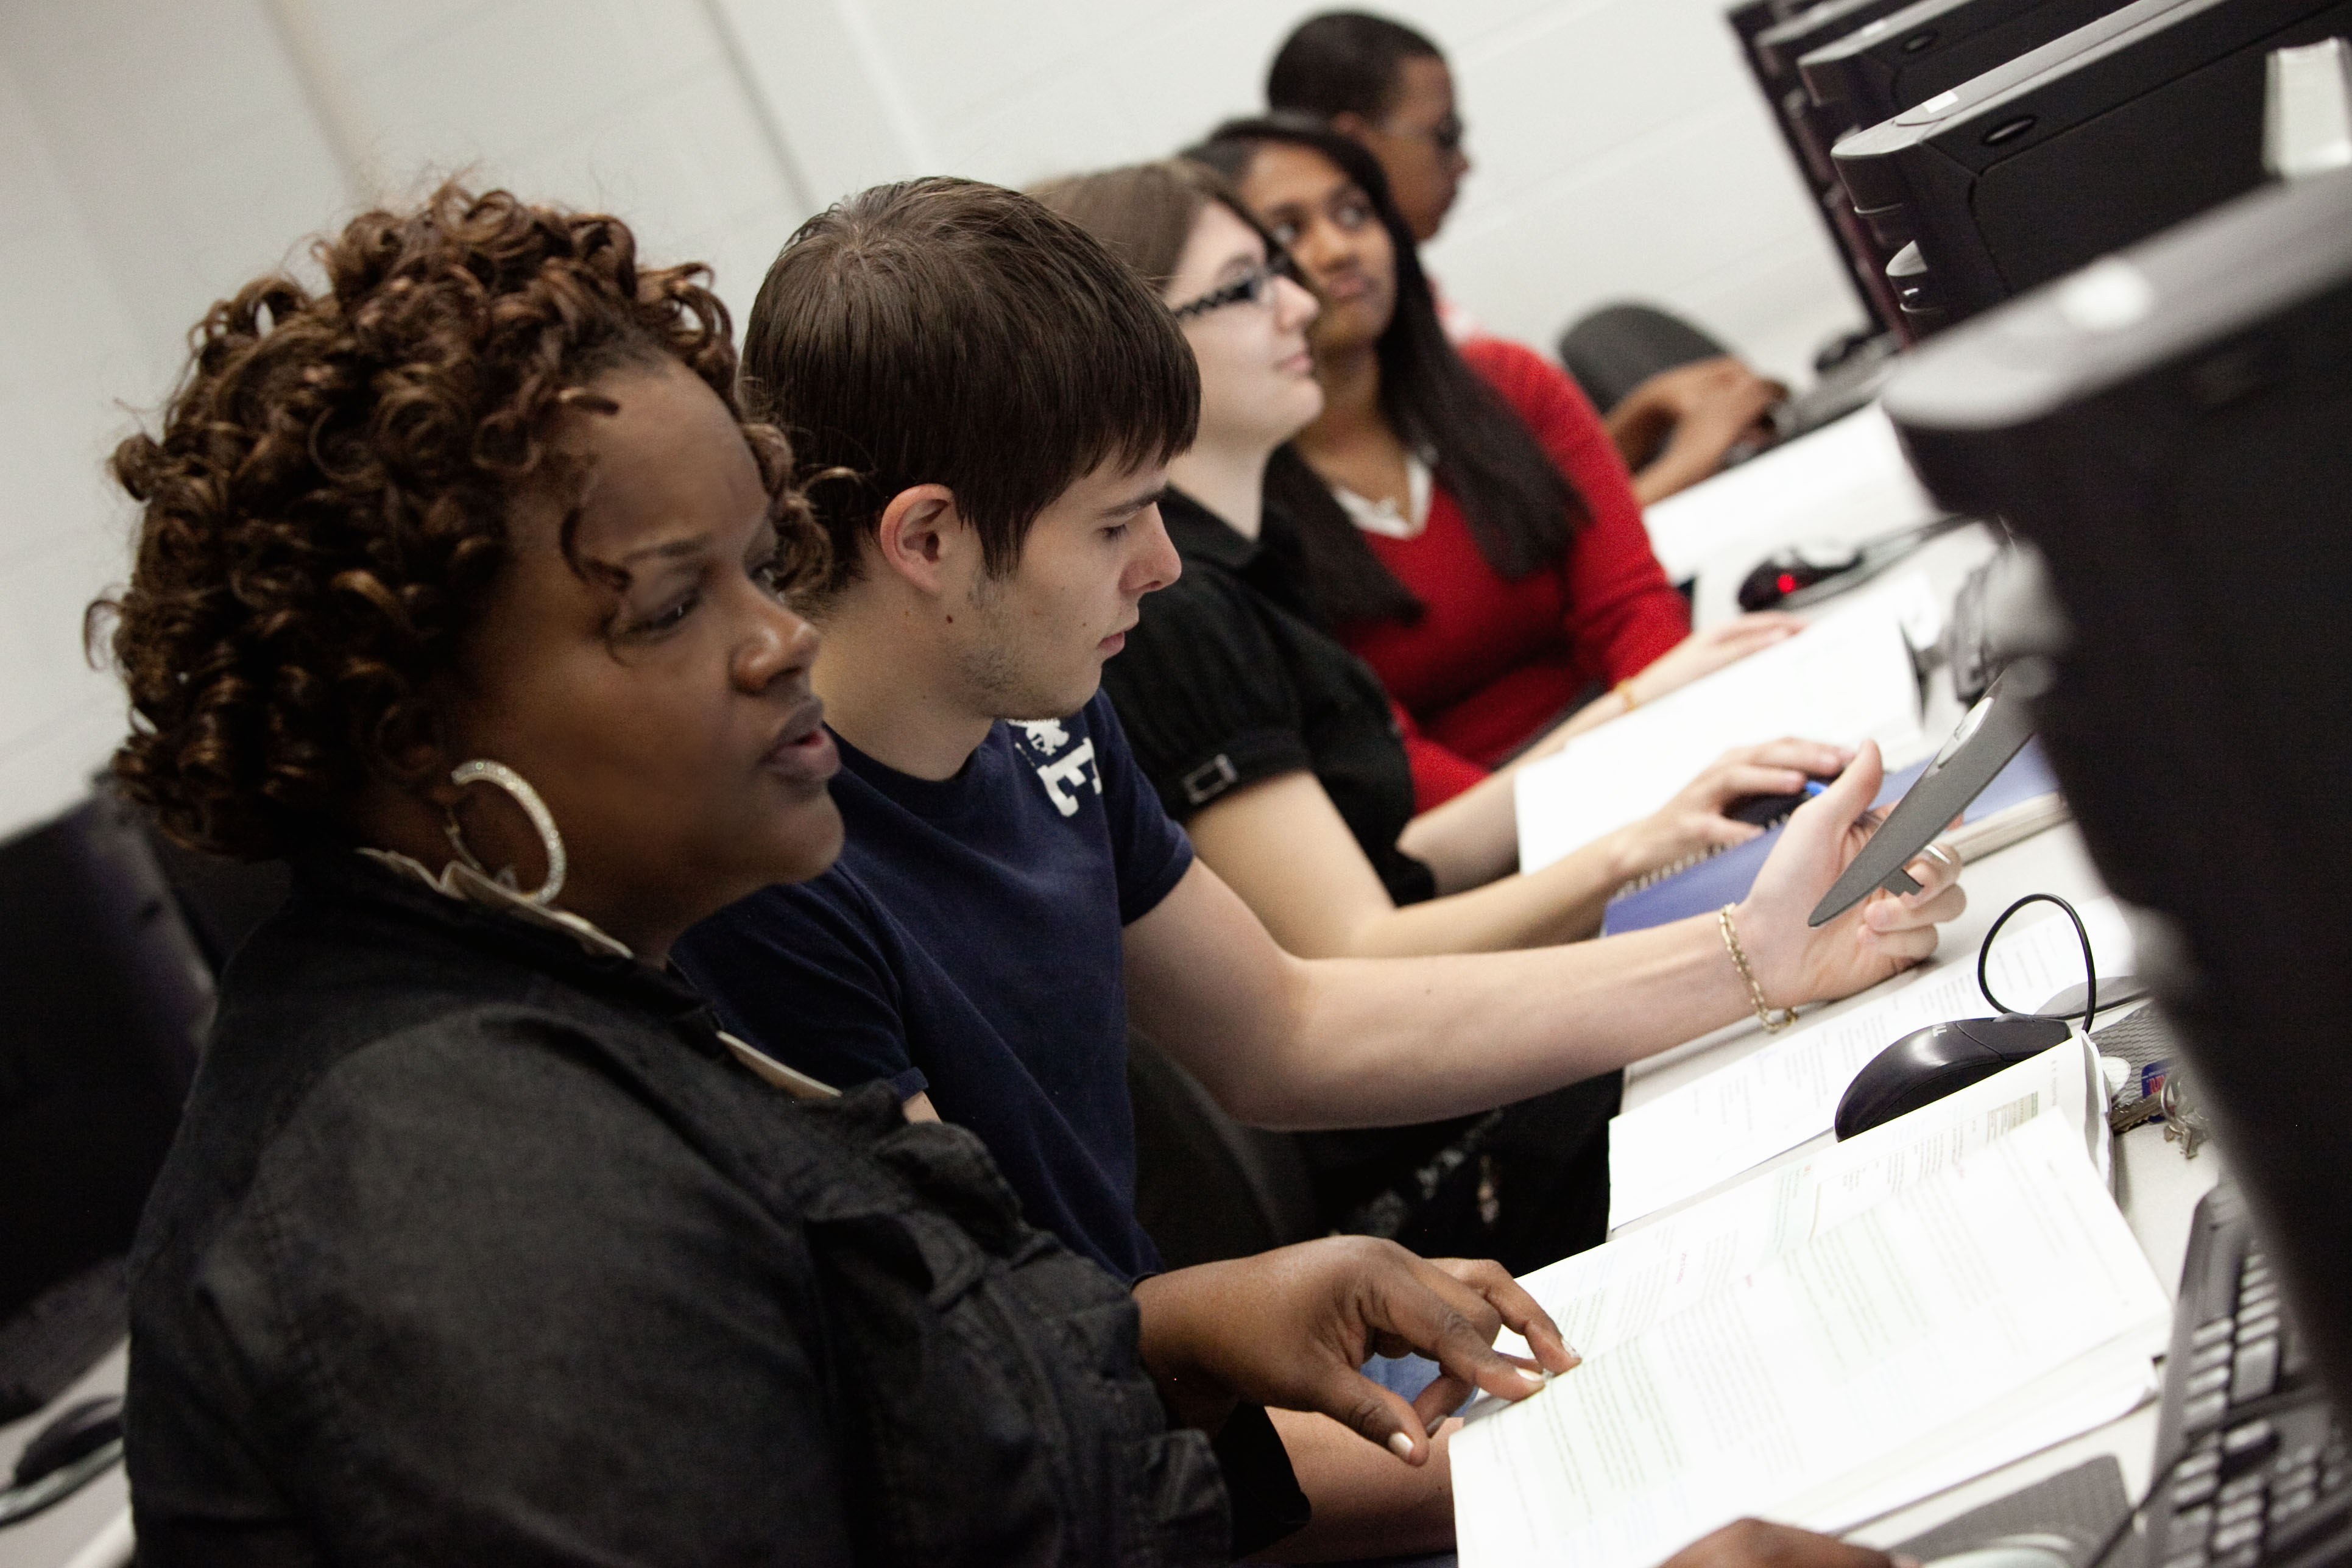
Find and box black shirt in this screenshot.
[125,852,1304,1566]
[1103,490,1436,907]
[675,694,1192,1284]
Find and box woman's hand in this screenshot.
[1606,739,1854,881]
[1131,1238,1579,1464]
[1612,357,1787,503]
[1624,615,1807,710]
[1656,1520,1917,1568]
[1730,741,1966,1008]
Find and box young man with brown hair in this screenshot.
[676,176,1960,1558]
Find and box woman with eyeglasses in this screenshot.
[1187,115,1806,816]
[1033,160,1865,1271]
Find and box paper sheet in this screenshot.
[1641,404,1946,584]
[1607,899,2135,1229]
[1510,1040,2099,1366]
[1453,1111,2169,1568]
[1514,591,1926,874]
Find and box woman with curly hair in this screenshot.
[100,182,1590,1566]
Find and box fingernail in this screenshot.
[1892,1556,1924,1568]
[1520,1368,1547,1388]
[1388,1432,1416,1460]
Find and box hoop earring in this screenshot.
[443,760,567,906]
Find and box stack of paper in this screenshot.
[1606,898,2135,1229]
[1514,595,1926,875]
[1453,1043,2168,1568]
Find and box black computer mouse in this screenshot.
[11,1394,121,1488]
[1833,1015,2074,1140]
[1737,542,1863,611]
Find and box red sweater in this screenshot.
[1338,337,1689,807]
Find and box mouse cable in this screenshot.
[1977,891,2097,1027]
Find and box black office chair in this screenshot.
[1556,302,1732,414]
[0,791,212,1424]
[1126,1031,1323,1269]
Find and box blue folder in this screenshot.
[1598,740,2059,936]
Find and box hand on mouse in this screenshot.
[1620,614,1808,711]
[1603,738,1854,880]
[1655,1519,1918,1568]
[1611,357,1787,504]
[1131,1238,1578,1464]
[1729,741,1967,1008]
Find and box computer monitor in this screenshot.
[1881,164,2352,1416]
[1737,0,1937,334]
[1798,0,2138,135]
[0,793,209,1420]
[1832,0,2352,337]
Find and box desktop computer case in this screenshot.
[1882,168,2352,1420]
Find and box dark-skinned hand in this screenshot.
[1131,1236,1579,1464]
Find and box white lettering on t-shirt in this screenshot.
[1017,719,1070,755]
[1033,738,1101,818]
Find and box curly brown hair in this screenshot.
[99,183,819,860]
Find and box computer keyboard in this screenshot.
[2144,1184,2350,1568]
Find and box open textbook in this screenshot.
[1514,592,1926,875]
[1453,1042,2169,1568]
[1607,898,2135,1229]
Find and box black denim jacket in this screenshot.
[124,853,1294,1565]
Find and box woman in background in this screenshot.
[1191,115,1801,808]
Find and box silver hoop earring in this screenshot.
[444,760,567,906]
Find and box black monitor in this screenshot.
[0,793,210,1421]
[1740,0,1940,334]
[1832,0,2352,338]
[1798,0,2137,135]
[1881,164,2352,1416]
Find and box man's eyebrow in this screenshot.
[1104,486,1169,518]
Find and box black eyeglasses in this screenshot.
[1170,252,1302,320]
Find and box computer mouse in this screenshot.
[1725,778,1828,827]
[11,1394,121,1488]
[1832,1015,2074,1139]
[1737,541,1863,611]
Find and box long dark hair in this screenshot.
[1188,115,1585,625]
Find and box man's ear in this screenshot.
[1331,110,1376,143]
[872,483,972,596]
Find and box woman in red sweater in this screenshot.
[1192,117,1799,808]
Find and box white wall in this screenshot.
[0,0,1863,839]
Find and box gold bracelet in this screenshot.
[1614,678,1640,712]
[1718,905,1799,1033]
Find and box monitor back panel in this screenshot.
[1833,0,2352,333]
[1799,0,2137,129]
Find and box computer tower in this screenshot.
[1882,165,2352,1418]
[1737,0,1936,333]
[1832,0,2352,337]
[1798,0,2137,134]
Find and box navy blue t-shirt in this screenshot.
[674,691,1193,1282]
